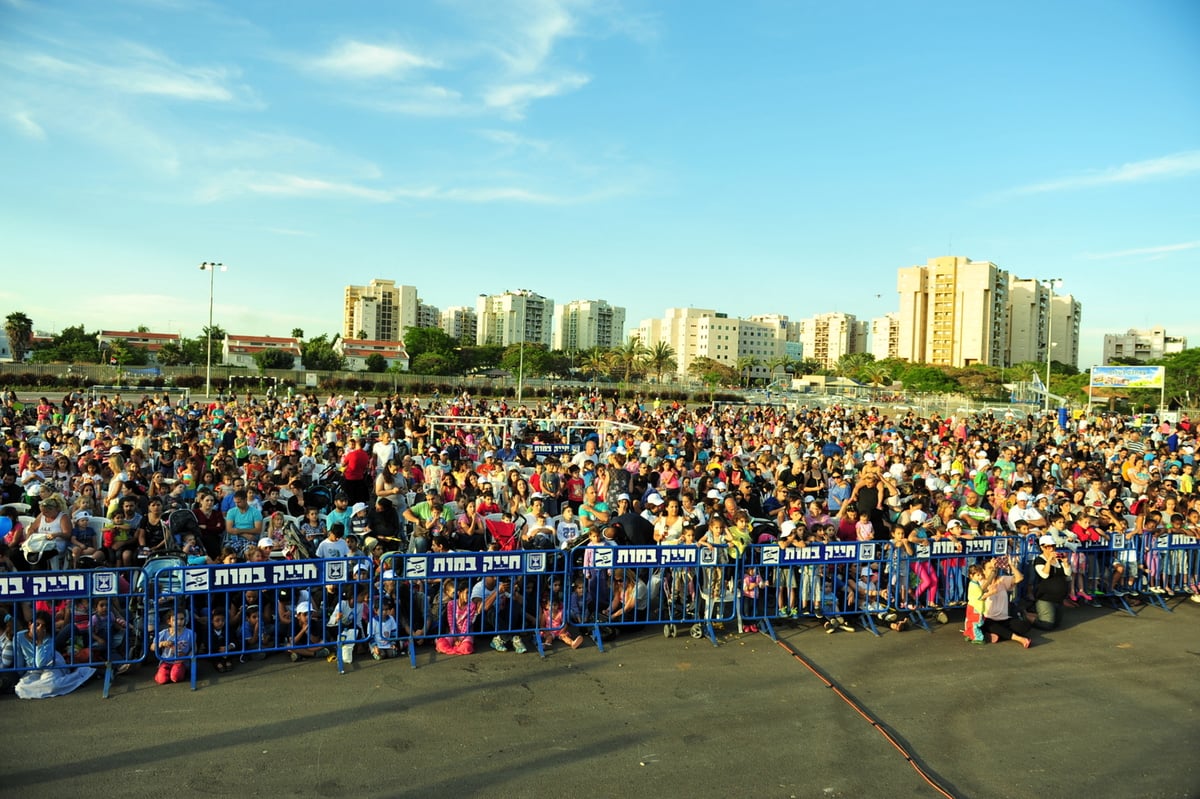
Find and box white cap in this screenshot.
[351,502,368,515]
[1016,492,1032,502]
[257,537,275,548]
[645,493,664,505]
[38,441,51,451]
[295,602,312,614]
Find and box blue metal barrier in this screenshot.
[893,536,1017,632]
[1142,533,1200,611]
[577,544,736,650]
[377,549,570,667]
[0,567,145,698]
[153,559,369,688]
[749,540,890,637]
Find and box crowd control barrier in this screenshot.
[578,544,737,650]
[891,536,1017,632]
[742,540,892,637]
[377,549,570,666]
[151,558,370,689]
[4,533,1200,697]
[0,567,145,698]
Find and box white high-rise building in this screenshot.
[896,256,1009,367]
[1102,327,1186,364]
[637,307,783,379]
[552,300,626,352]
[343,280,431,341]
[799,312,867,370]
[440,306,478,343]
[871,313,899,361]
[475,290,554,347]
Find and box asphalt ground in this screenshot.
[4,598,1200,799]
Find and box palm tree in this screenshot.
[766,355,796,387]
[1009,361,1040,383]
[291,328,305,340]
[862,362,892,387]
[581,348,609,382]
[644,341,677,383]
[735,355,760,387]
[4,312,33,362]
[834,352,871,381]
[612,336,648,384]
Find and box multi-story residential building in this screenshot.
[440,306,478,343]
[475,290,554,347]
[637,307,783,379]
[896,256,1010,367]
[1102,327,1187,364]
[343,280,433,341]
[552,299,626,352]
[798,312,867,370]
[870,313,899,361]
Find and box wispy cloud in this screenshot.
[309,40,438,78]
[478,128,550,152]
[9,110,45,139]
[198,170,610,205]
[1080,241,1200,260]
[484,73,589,118]
[1006,150,1200,196]
[15,47,243,102]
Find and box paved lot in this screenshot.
[4,600,1200,799]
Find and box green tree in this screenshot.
[581,348,610,381]
[301,334,346,371]
[291,328,305,340]
[735,355,760,387]
[689,356,737,386]
[255,348,297,371]
[766,355,796,386]
[403,326,458,359]
[157,342,186,366]
[460,345,501,375]
[364,353,387,373]
[501,343,552,377]
[645,341,677,383]
[4,312,34,362]
[31,324,101,364]
[410,352,458,375]
[862,361,892,387]
[612,336,648,384]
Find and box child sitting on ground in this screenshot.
[435,581,479,656]
[370,597,400,660]
[154,609,195,684]
[540,594,584,649]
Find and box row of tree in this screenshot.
[7,312,1198,407]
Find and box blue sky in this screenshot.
[2,0,1198,368]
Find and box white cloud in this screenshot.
[484,73,589,117]
[10,110,45,139]
[310,40,437,78]
[1007,150,1200,195]
[1080,241,1200,260]
[198,170,608,205]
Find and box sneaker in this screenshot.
[1190,594,1200,604]
[824,621,837,634]
[512,636,527,654]
[1149,586,1166,595]
[935,610,949,625]
[838,621,855,633]
[289,651,300,662]
[491,636,508,652]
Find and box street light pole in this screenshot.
[1043,277,1061,412]
[199,262,226,399]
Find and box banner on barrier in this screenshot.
[592,545,716,568]
[0,571,124,599]
[397,551,547,578]
[761,542,875,564]
[177,560,352,592]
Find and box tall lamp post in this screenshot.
[1043,277,1062,412]
[199,261,227,398]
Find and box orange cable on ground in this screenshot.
[773,636,960,799]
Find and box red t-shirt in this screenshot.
[342,448,370,480]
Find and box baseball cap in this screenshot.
[645,493,664,505]
[295,602,312,614]
[351,502,367,515]
[257,537,275,548]
[38,441,51,452]
[1039,535,1056,546]
[1016,492,1031,502]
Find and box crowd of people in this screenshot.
[1,386,1198,697]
